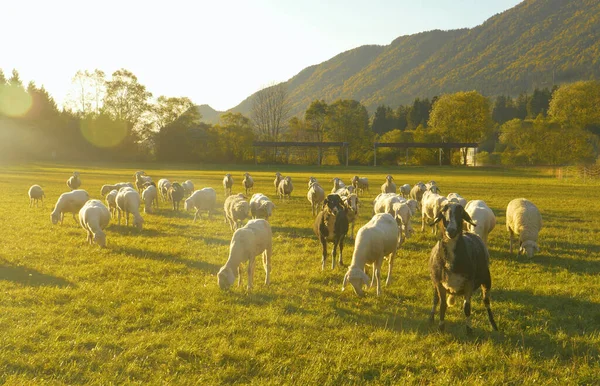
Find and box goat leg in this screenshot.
[429,288,439,324]
[482,285,498,331]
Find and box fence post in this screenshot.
[345,144,349,167]
[373,144,377,167]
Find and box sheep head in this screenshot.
[94,231,107,248]
[323,194,343,215]
[342,268,370,297]
[217,266,235,290]
[520,240,539,258]
[430,203,476,239]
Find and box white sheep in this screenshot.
[307,181,325,216]
[101,182,134,196]
[66,171,81,190]
[51,189,89,225]
[421,189,448,237]
[116,187,144,231]
[105,189,118,218]
[157,178,171,201]
[351,176,369,195]
[223,174,233,196]
[242,173,254,196]
[249,193,275,220]
[182,180,195,197]
[28,185,45,207]
[217,219,272,290]
[372,193,414,244]
[134,171,153,192]
[447,192,467,207]
[307,176,318,188]
[342,213,400,297]
[185,188,217,222]
[274,172,283,194]
[278,176,293,201]
[506,198,542,258]
[331,177,345,193]
[464,200,496,246]
[224,193,250,231]
[141,184,159,214]
[343,193,359,240]
[78,199,110,248]
[381,175,396,194]
[399,183,411,198]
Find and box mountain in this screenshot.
[195,104,222,124]
[230,0,600,117]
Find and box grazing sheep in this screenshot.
[342,213,400,297]
[242,173,254,196]
[134,171,153,192]
[157,178,171,201]
[381,175,396,194]
[78,199,110,248]
[343,193,359,240]
[116,187,144,231]
[409,182,427,210]
[277,176,293,201]
[421,188,448,237]
[66,172,81,190]
[28,185,45,207]
[307,176,318,188]
[51,189,89,225]
[429,202,498,334]
[101,182,134,196]
[141,184,159,214]
[106,189,118,218]
[182,180,195,197]
[506,198,542,258]
[223,174,233,197]
[167,182,185,211]
[249,193,275,220]
[464,200,496,246]
[185,187,217,222]
[331,177,345,193]
[217,219,272,290]
[447,193,467,207]
[307,181,325,216]
[351,176,369,195]
[313,194,349,270]
[224,193,250,231]
[274,172,283,194]
[399,183,411,198]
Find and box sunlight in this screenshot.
[79,118,128,148]
[0,86,33,117]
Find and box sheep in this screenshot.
[101,182,134,196]
[372,193,413,244]
[334,187,353,197]
[134,171,153,192]
[426,180,441,194]
[28,185,45,207]
[307,181,325,216]
[116,187,144,231]
[428,202,498,334]
[313,194,349,270]
[421,188,448,237]
[274,172,283,194]
[343,193,359,240]
[106,189,118,218]
[249,193,275,220]
[157,178,171,201]
[277,176,293,201]
[409,182,427,210]
[464,200,496,246]
[223,174,233,196]
[78,199,110,248]
[506,198,542,258]
[167,182,185,211]
[307,176,318,188]
[185,187,217,222]
[224,193,250,231]
[242,173,254,196]
[447,193,467,207]
[381,175,396,194]
[399,183,411,198]
[141,184,159,214]
[182,180,195,197]
[331,177,345,193]
[351,175,369,195]
[342,213,400,297]
[51,189,89,225]
[66,171,81,190]
[217,219,272,290]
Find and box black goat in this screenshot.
[428,202,498,334]
[313,194,349,270]
[168,182,185,211]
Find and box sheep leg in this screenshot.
[117,209,121,225]
[374,259,382,296]
[60,212,64,225]
[247,256,255,290]
[321,238,328,271]
[385,251,395,286]
[463,284,474,335]
[482,284,498,331]
[193,209,199,223]
[87,231,93,244]
[421,213,426,232]
[437,285,448,332]
[237,265,243,287]
[349,221,355,241]
[337,235,346,267]
[509,229,514,254]
[429,288,439,324]
[263,247,271,286]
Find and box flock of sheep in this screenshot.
[27,170,543,333]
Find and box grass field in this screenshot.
[1,163,599,385]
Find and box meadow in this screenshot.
[0,163,599,385]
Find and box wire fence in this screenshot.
[556,164,600,182]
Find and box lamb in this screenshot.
[274,172,283,194]
[506,198,542,258]
[342,213,400,297]
[277,176,293,201]
[399,183,411,198]
[447,193,467,207]
[223,174,233,197]
[28,185,45,207]
[249,193,275,220]
[141,184,159,214]
[105,189,118,218]
[78,199,110,248]
[116,187,144,231]
[101,182,134,196]
[224,193,250,231]
[428,202,498,334]
[343,193,359,240]
[217,219,272,290]
[351,176,369,195]
[182,180,195,197]
[185,187,217,222]
[51,189,89,225]
[134,171,153,192]
[331,177,345,193]
[157,178,171,201]
[307,181,325,216]
[464,200,496,246]
[167,182,185,211]
[409,182,427,210]
[66,171,81,190]
[421,188,448,237]
[313,194,349,270]
[242,173,254,195]
[381,175,396,194]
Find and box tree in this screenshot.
[371,105,395,136]
[527,88,552,118]
[428,91,492,165]
[102,69,152,127]
[325,99,373,164]
[548,81,600,130]
[407,98,432,129]
[153,96,195,129]
[492,95,518,124]
[395,105,409,131]
[251,83,290,141]
[515,92,530,119]
[0,69,32,118]
[215,112,255,163]
[304,99,328,142]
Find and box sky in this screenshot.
[1,0,522,111]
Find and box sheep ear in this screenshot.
[462,210,477,227]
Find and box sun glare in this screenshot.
[0,86,33,117]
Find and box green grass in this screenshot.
[0,163,599,385]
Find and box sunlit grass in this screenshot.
[0,163,598,384]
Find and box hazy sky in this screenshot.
[1,0,522,111]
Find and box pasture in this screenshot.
[1,163,599,385]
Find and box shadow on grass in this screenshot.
[0,258,72,287]
[493,250,600,275]
[273,225,314,239]
[117,246,221,274]
[108,225,162,237]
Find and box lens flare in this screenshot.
[80,119,128,148]
[0,86,33,117]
